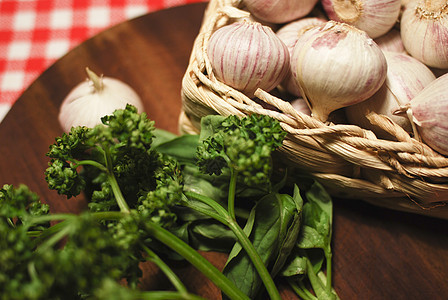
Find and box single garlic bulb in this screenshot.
[242,0,319,24]
[58,68,144,132]
[374,28,406,53]
[400,0,448,69]
[321,0,402,38]
[290,21,387,122]
[207,21,290,97]
[403,73,448,155]
[276,17,327,96]
[345,51,436,138]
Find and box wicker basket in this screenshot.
[179,0,448,219]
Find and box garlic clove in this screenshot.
[276,17,327,97]
[207,21,290,98]
[242,0,319,24]
[406,73,448,156]
[374,28,406,54]
[290,21,387,122]
[400,0,448,69]
[58,68,144,132]
[345,51,436,138]
[321,0,402,38]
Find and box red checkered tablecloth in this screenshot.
[0,0,207,122]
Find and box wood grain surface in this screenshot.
[0,3,447,299]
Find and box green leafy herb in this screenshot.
[1,106,339,300]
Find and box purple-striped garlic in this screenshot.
[276,17,327,96]
[207,21,290,97]
[345,51,436,138]
[400,73,448,156]
[400,0,448,69]
[321,0,402,38]
[290,21,387,122]
[242,0,319,24]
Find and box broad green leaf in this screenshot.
[270,211,301,277]
[188,220,235,252]
[270,186,303,277]
[305,180,333,225]
[280,248,324,277]
[183,166,227,205]
[199,115,226,141]
[153,134,200,165]
[152,128,178,146]
[300,182,332,252]
[302,202,330,243]
[223,193,282,298]
[297,225,326,249]
[280,254,307,276]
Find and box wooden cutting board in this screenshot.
[1,3,447,299]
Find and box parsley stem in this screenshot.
[132,291,206,300]
[184,191,281,300]
[141,243,190,296]
[107,172,130,213]
[325,250,333,293]
[102,146,131,213]
[143,221,249,300]
[35,219,74,253]
[287,278,317,300]
[183,191,229,224]
[26,213,75,225]
[227,169,238,220]
[73,159,107,172]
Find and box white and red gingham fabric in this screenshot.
[0,0,207,122]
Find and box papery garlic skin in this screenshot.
[290,97,312,115]
[208,21,290,97]
[321,0,402,38]
[290,21,387,122]
[345,51,436,138]
[242,0,319,24]
[400,0,448,69]
[407,73,448,155]
[374,28,406,53]
[276,17,327,96]
[59,71,144,133]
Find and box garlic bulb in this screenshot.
[276,17,327,96]
[403,73,448,155]
[321,0,402,38]
[400,0,448,69]
[290,21,387,122]
[242,0,319,24]
[374,28,406,53]
[207,21,290,97]
[345,51,436,138]
[59,68,144,132]
[232,7,279,30]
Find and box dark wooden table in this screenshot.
[1,3,447,299]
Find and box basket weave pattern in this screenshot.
[180,0,448,218]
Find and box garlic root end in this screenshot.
[85,67,103,92]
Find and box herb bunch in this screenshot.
[0,105,338,300]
